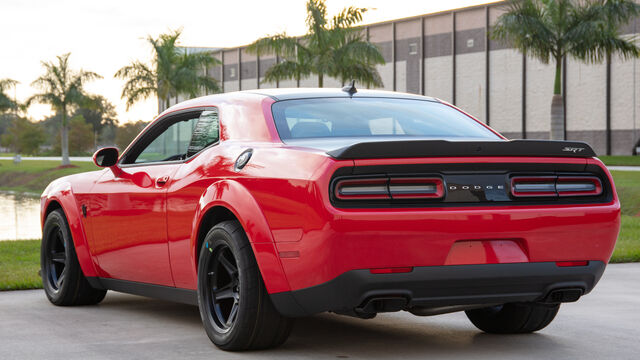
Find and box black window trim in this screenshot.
[118,106,220,168]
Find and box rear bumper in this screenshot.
[270,261,606,317]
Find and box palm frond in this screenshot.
[331,6,367,29]
[246,34,300,58]
[492,0,557,63]
[262,60,311,83]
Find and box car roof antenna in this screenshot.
[341,80,357,97]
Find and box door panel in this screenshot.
[89,164,179,286]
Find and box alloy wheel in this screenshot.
[205,244,240,333]
[45,226,67,292]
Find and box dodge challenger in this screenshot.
[40,86,620,351]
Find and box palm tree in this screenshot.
[493,0,640,140]
[28,53,102,165]
[115,29,221,112]
[247,0,385,88]
[0,78,18,113]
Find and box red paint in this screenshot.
[39,91,620,297]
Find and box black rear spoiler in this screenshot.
[326,140,596,159]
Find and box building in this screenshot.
[164,1,640,155]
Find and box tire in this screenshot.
[197,220,293,351]
[41,209,107,306]
[465,302,560,334]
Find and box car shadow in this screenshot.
[93,292,567,358]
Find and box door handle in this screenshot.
[156,175,170,187]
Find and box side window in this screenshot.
[187,110,220,157]
[134,117,198,164]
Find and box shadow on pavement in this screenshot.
[95,293,564,358]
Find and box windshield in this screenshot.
[271,97,500,141]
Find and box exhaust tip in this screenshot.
[544,288,584,303]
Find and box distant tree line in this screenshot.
[0,0,387,163]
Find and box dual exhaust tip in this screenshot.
[352,288,584,317]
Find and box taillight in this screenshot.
[511,176,557,197]
[556,176,602,197]
[334,177,444,201]
[389,177,444,199]
[334,178,389,200]
[511,176,603,198]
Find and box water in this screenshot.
[0,192,41,241]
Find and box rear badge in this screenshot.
[562,147,585,153]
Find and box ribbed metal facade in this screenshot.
[164,1,640,155]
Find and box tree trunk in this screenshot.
[550,58,564,140]
[318,74,323,88]
[61,105,70,166]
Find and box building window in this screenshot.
[409,42,418,55]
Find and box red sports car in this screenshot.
[40,87,620,351]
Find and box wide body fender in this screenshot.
[191,179,291,294]
[41,182,99,278]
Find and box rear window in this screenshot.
[271,97,500,140]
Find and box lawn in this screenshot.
[598,155,640,166]
[0,160,98,194]
[0,240,41,290]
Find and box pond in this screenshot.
[0,192,41,241]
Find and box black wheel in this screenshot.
[197,220,293,351]
[41,209,107,306]
[465,302,560,334]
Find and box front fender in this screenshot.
[191,179,291,294]
[41,182,99,278]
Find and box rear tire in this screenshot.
[41,209,107,306]
[465,302,560,334]
[197,220,293,351]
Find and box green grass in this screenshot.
[0,160,98,195]
[611,216,640,263]
[611,171,640,216]
[0,240,42,290]
[598,155,640,166]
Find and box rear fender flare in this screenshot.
[191,179,291,293]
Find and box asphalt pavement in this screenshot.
[1,263,639,360]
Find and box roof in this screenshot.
[158,88,439,117]
[246,88,438,101]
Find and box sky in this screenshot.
[0,0,497,124]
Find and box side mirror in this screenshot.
[93,147,119,168]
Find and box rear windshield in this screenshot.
[271,97,500,140]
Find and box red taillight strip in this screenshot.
[389,177,444,199]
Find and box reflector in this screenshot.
[556,261,589,267]
[369,267,413,274]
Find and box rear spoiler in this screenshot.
[326,140,596,159]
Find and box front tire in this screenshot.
[41,209,107,306]
[197,220,293,351]
[465,302,560,334]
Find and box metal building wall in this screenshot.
[164,2,640,155]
